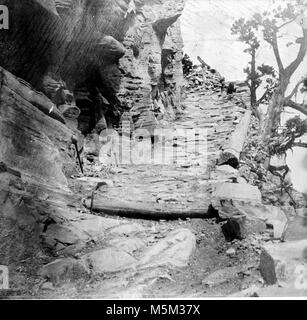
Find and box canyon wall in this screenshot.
[0,0,185,133]
[0,0,186,267]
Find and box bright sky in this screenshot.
[181,0,307,193]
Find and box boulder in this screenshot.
[42,223,91,252]
[216,165,239,175]
[39,258,89,283]
[232,202,288,239]
[260,239,307,285]
[212,165,239,181]
[43,214,126,253]
[216,200,287,240]
[138,228,196,269]
[284,208,307,241]
[98,36,126,60]
[214,183,262,203]
[82,248,137,274]
[70,215,122,239]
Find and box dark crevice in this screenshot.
[42,217,56,233]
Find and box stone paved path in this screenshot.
[36,90,262,299]
[85,91,249,218]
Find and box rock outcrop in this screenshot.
[0,0,186,286]
[0,66,79,266]
[0,0,185,134]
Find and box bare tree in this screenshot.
[232,0,307,143]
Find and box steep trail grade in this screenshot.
[43,90,260,299]
[84,91,248,219]
[35,90,261,300]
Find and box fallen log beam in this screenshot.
[84,198,212,220]
[218,110,252,168]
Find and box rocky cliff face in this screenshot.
[0,0,186,278]
[0,0,185,134]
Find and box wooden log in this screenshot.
[218,110,252,168]
[84,198,212,220]
[0,67,66,124]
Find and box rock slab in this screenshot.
[260,239,307,285]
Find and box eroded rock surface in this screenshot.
[0,0,185,133]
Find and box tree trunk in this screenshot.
[218,110,252,168]
[250,50,257,107]
[261,89,284,142]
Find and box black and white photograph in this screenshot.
[0,0,307,302]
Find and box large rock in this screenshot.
[42,214,125,254]
[260,239,307,285]
[216,199,288,240]
[284,208,307,241]
[98,36,126,60]
[42,224,90,250]
[0,172,42,265]
[138,228,196,269]
[40,258,89,283]
[82,248,137,274]
[0,67,83,263]
[212,165,239,180]
[231,202,288,239]
[214,183,262,203]
[0,67,78,186]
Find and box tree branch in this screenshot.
[284,99,307,116]
[272,35,284,74]
[284,29,307,77]
[277,18,297,30]
[285,79,304,101]
[293,141,307,148]
[246,81,251,89]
